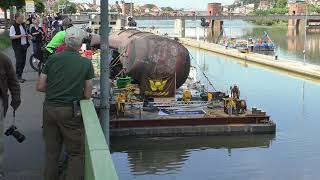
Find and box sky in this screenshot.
[76,0,234,10]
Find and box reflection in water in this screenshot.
[111,135,275,176]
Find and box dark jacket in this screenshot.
[0,51,21,116]
[11,22,30,50]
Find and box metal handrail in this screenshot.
[80,100,119,180]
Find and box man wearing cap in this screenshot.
[36,26,94,180]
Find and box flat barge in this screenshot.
[89,30,276,138]
[109,106,275,137]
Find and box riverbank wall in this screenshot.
[179,38,320,82]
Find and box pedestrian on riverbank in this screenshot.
[31,17,45,60]
[0,51,21,179]
[9,13,31,83]
[36,26,94,180]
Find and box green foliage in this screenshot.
[67,3,77,14]
[251,6,288,16]
[161,7,174,11]
[53,0,77,14]
[0,0,24,10]
[142,4,158,9]
[275,0,287,8]
[0,32,11,49]
[35,0,45,13]
[13,0,25,9]
[308,4,320,13]
[0,1,10,10]
[81,9,98,13]
[238,0,274,6]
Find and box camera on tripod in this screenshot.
[5,125,26,143]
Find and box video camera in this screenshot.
[5,125,26,143]
[4,110,26,143]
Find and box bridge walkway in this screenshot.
[2,47,118,180]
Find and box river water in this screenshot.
[136,20,320,65]
[111,20,320,180]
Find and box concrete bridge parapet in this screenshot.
[174,19,186,38]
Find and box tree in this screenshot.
[35,0,45,13]
[275,0,287,8]
[66,3,77,14]
[161,7,174,11]
[53,0,77,14]
[0,1,9,32]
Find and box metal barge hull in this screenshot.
[110,109,276,137]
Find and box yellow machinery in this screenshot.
[223,97,236,115]
[182,90,192,102]
[208,92,214,101]
[116,93,126,117]
[223,97,247,115]
[115,85,138,117]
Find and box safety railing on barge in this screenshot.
[80,100,119,180]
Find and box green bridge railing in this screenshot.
[80,100,119,180]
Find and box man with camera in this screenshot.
[0,51,21,179]
[36,26,94,180]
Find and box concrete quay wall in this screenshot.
[179,38,320,82]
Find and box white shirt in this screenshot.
[9,24,27,45]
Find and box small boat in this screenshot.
[236,39,249,53]
[254,31,276,51]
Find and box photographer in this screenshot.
[0,51,21,179]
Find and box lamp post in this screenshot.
[303,5,308,65]
[100,0,110,145]
[229,9,232,37]
[130,0,133,17]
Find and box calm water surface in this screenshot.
[111,46,320,180]
[137,20,320,65]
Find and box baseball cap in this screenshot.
[65,26,88,48]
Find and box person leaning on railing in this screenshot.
[0,51,21,179]
[36,26,94,180]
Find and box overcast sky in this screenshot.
[75,0,234,10]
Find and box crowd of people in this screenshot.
[0,11,99,180]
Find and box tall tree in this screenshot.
[275,0,287,8]
[0,1,10,32]
[66,3,77,14]
[53,0,77,14]
[35,0,45,13]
